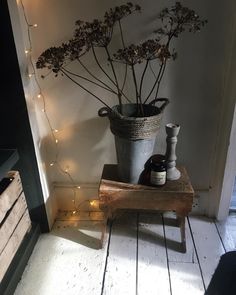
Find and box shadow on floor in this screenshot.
[111,212,185,253]
[51,220,104,250]
[51,211,186,253]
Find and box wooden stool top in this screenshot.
[99,164,194,194]
[99,165,194,215]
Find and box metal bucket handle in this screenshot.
[148,98,170,112]
[98,107,111,117]
[98,107,122,118]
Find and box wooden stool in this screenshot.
[98,165,194,252]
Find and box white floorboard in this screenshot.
[169,262,204,295]
[188,216,225,289]
[215,212,236,251]
[102,213,137,295]
[164,214,204,295]
[164,212,196,263]
[14,221,108,295]
[14,213,236,295]
[137,213,170,295]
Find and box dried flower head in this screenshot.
[113,40,174,65]
[36,2,207,113]
[139,40,169,61]
[104,2,141,27]
[113,44,142,66]
[74,19,113,47]
[36,46,67,74]
[155,2,208,40]
[63,38,88,60]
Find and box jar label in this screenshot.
[150,171,166,186]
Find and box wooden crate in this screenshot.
[0,171,22,224]
[0,171,31,282]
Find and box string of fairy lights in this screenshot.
[18,0,97,214]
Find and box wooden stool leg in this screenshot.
[177,215,186,253]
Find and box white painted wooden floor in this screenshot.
[14,212,236,295]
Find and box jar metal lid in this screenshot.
[150,154,166,164]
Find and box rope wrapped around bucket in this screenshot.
[98,98,169,140]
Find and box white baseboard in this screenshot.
[53,183,99,211]
[53,183,210,216]
[191,189,210,216]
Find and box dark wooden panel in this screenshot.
[0,150,19,180]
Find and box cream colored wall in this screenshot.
[9,0,236,217]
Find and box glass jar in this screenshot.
[150,154,167,186]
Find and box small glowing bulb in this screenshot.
[55,139,58,143]
[90,200,95,206]
[33,23,38,28]
[9,178,13,181]
[28,73,33,78]
[42,108,45,112]
[54,129,59,133]
[77,186,81,189]
[72,211,76,214]
[72,199,75,203]
[25,49,30,54]
[50,162,54,167]
[37,94,41,98]
[65,168,68,172]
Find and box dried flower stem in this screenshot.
[62,67,117,94]
[121,64,128,93]
[77,59,116,93]
[119,20,126,48]
[91,45,116,87]
[131,64,143,115]
[79,54,130,103]
[139,60,149,103]
[118,20,128,94]
[144,61,164,104]
[154,60,167,100]
[105,46,122,110]
[60,68,112,109]
[131,65,138,104]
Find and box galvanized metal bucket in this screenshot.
[98,99,169,183]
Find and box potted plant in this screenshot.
[36,2,207,184]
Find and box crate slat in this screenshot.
[0,171,22,223]
[0,192,27,254]
[0,209,31,282]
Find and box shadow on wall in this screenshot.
[40,115,115,183]
[163,1,230,189]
